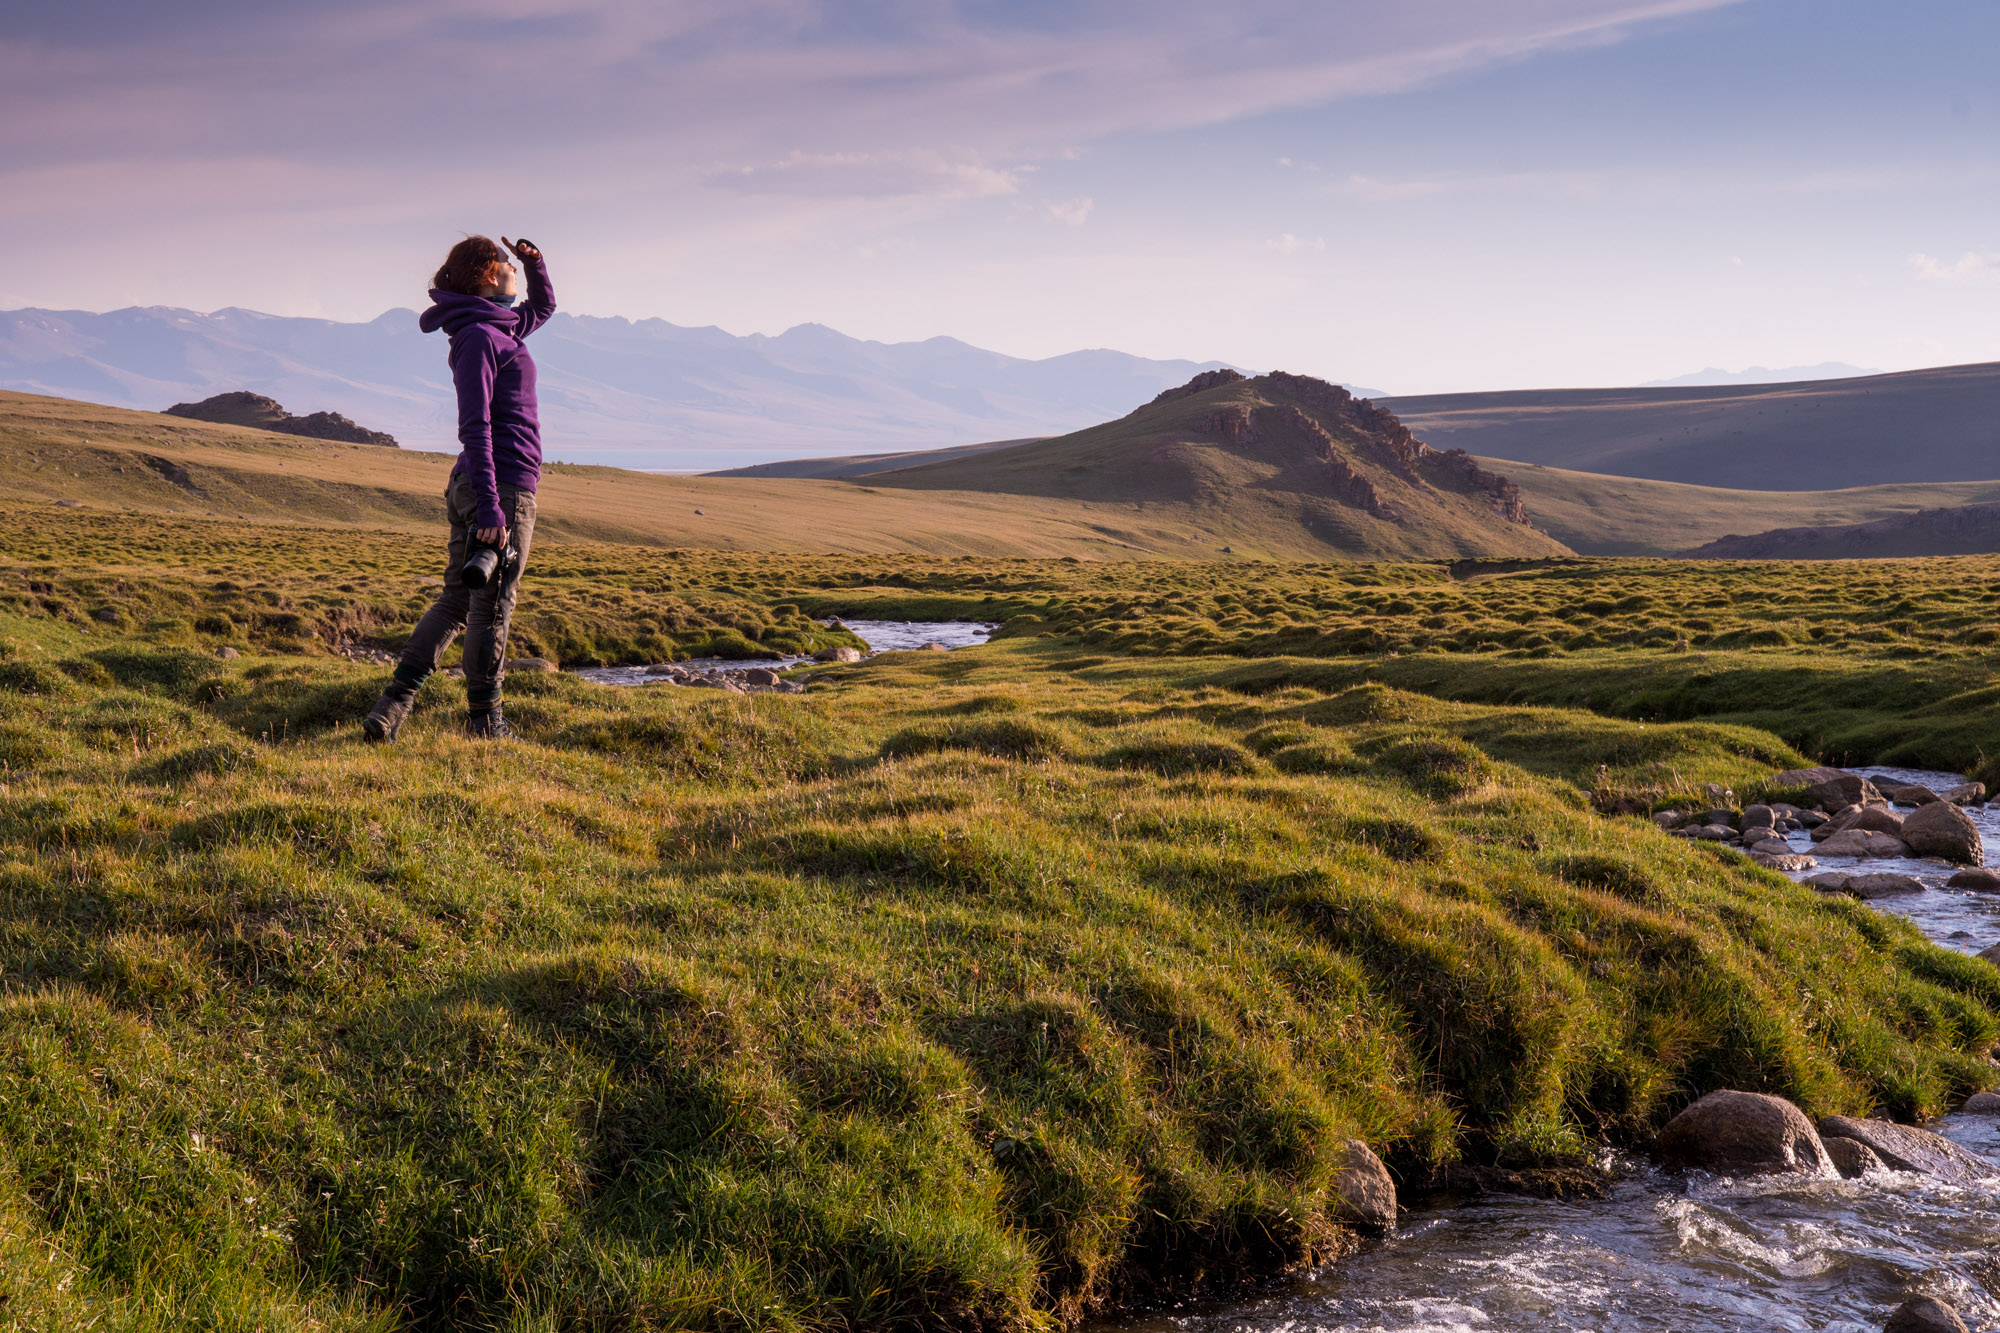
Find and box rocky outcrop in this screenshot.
[1264,404,1400,521]
[1149,368,1247,405]
[1199,404,1261,446]
[166,391,399,447]
[1899,801,1983,865]
[1421,448,1532,523]
[1330,1139,1398,1232]
[1884,1297,1970,1333]
[1817,1116,1997,1186]
[1655,1090,1831,1177]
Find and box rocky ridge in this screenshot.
[166,391,399,447]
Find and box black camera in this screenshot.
[461,538,518,590]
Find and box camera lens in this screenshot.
[462,546,501,588]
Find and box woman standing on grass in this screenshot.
[363,234,555,742]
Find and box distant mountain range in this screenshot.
[0,305,1261,471]
[1642,362,1879,387]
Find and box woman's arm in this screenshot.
[504,237,555,338]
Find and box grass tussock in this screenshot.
[1,506,1998,1328]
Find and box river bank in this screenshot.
[1100,764,2000,1333]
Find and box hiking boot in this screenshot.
[465,708,514,739]
[362,686,416,743]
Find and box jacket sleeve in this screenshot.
[452,331,508,529]
[514,251,556,339]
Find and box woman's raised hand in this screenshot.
[502,236,540,263]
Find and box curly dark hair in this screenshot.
[432,236,508,295]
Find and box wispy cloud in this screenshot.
[707,151,1020,200]
[1910,251,2000,282]
[1047,197,1094,227]
[1264,234,1326,255]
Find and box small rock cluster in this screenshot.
[1652,766,1987,872]
[1656,1089,1996,1333]
[639,663,806,695]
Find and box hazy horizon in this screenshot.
[7,1,1997,396]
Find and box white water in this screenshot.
[1101,765,2000,1333]
[573,619,996,685]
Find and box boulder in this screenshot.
[1883,1296,1969,1333]
[1751,852,1817,872]
[1901,801,1984,865]
[918,642,950,652]
[1774,767,1882,809]
[1796,808,1829,829]
[1812,806,1865,841]
[1653,811,1687,830]
[1747,838,1795,855]
[1689,824,1736,841]
[643,662,681,676]
[813,646,864,663]
[1656,1090,1831,1177]
[1980,942,2000,966]
[507,657,555,673]
[1959,1091,2000,1114]
[1892,784,1942,807]
[1703,807,1740,828]
[1817,829,1912,859]
[739,667,781,687]
[1330,1138,1397,1232]
[1947,867,2000,892]
[1943,782,1987,806]
[1825,1135,1885,1178]
[1808,872,1854,894]
[214,645,240,659]
[1741,803,1775,828]
[1842,873,1927,899]
[1818,1115,1997,1186]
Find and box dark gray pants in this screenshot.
[392,476,537,713]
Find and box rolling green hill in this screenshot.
[1379,361,2000,491]
[866,370,1572,560]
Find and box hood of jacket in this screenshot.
[419,289,517,337]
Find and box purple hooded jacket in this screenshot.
[418,251,556,530]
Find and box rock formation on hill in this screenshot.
[862,370,1564,560]
[1679,501,2000,559]
[165,391,398,447]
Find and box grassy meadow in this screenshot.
[5,503,2000,1328]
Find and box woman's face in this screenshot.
[482,258,519,299]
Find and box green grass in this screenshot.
[3,509,2000,1328]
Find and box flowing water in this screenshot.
[1099,765,2000,1333]
[572,619,996,685]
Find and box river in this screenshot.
[1099,765,2000,1333]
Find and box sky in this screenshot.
[4,0,1998,394]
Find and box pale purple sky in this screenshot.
[5,0,1997,392]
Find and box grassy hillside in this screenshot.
[1480,456,2000,556]
[0,390,1541,562]
[5,506,2000,1327]
[1381,361,2000,491]
[1680,501,2000,560]
[871,371,1571,561]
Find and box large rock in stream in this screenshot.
[1773,767,1883,809]
[1884,1295,1970,1333]
[1655,1090,1831,1176]
[1899,801,1984,865]
[1330,1138,1397,1232]
[1817,1116,1997,1186]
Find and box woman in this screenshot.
[363,234,555,741]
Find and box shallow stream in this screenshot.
[572,619,995,685]
[1099,765,2000,1333]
